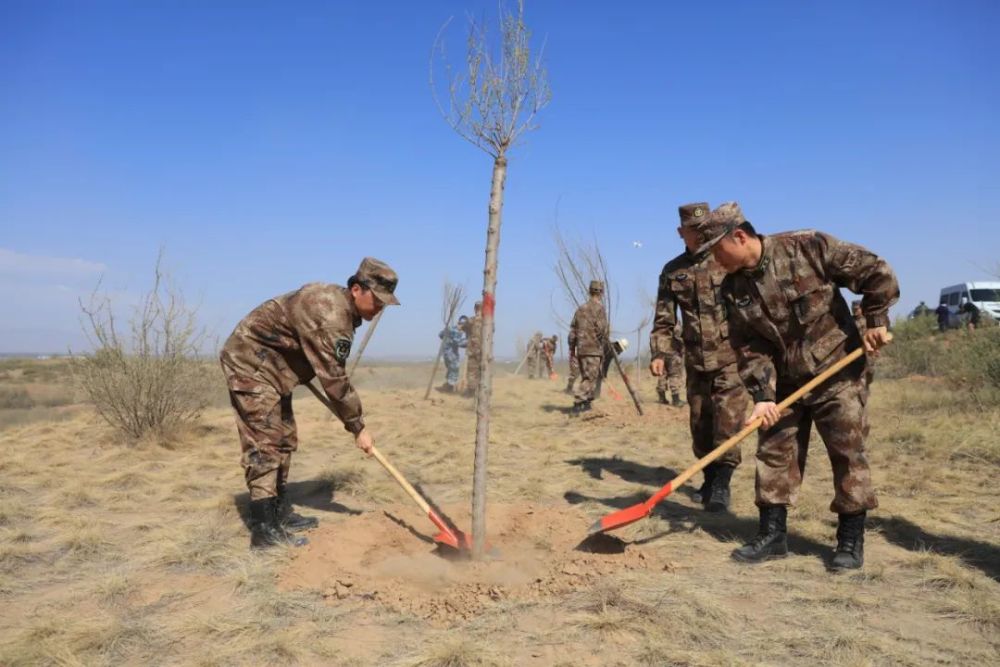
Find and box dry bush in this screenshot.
[72,253,212,441]
[0,387,33,409]
[883,316,1000,405]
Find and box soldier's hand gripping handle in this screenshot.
[863,326,892,356]
[355,428,374,456]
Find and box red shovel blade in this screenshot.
[428,509,473,551]
[587,481,674,535]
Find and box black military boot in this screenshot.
[249,498,308,549]
[706,465,734,512]
[276,495,319,533]
[830,511,866,571]
[731,505,788,563]
[696,464,717,506]
[671,392,686,408]
[657,389,668,404]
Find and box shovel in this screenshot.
[589,346,869,536]
[305,381,472,551]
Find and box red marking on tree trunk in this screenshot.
[483,293,496,317]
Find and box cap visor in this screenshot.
[375,290,400,306]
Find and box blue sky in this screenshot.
[2,0,998,357]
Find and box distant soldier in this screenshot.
[703,202,898,570]
[220,257,400,549]
[935,302,950,332]
[542,335,558,378]
[650,202,750,512]
[525,331,544,379]
[569,281,609,414]
[911,301,932,319]
[961,298,981,331]
[656,326,686,407]
[438,316,468,393]
[462,302,483,396]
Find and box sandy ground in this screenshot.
[1,359,998,665]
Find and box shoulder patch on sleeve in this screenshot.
[334,338,352,363]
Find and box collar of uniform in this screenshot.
[343,285,363,328]
[685,248,710,264]
[743,234,771,281]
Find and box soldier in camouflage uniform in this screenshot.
[438,316,468,393]
[569,281,610,414]
[650,202,750,511]
[462,302,483,397]
[220,257,400,549]
[702,203,898,570]
[542,335,558,378]
[656,325,686,407]
[525,331,544,379]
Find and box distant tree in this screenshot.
[431,0,550,558]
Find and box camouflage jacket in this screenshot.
[220,283,365,435]
[722,231,899,403]
[569,300,609,357]
[464,315,483,352]
[651,250,735,373]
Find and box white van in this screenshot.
[938,282,1000,325]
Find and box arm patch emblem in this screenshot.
[334,338,352,363]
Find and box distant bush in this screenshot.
[72,254,212,441]
[883,315,1000,405]
[0,387,34,410]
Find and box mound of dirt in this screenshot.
[278,503,672,622]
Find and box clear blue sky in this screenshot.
[2,0,998,357]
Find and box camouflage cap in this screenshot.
[678,202,711,229]
[589,280,605,294]
[694,202,747,255]
[355,257,400,306]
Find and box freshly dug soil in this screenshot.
[278,503,671,621]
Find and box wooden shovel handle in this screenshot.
[369,446,432,515]
[647,345,872,508]
[304,380,431,515]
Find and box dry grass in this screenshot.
[0,359,997,665]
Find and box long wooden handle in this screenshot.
[646,346,868,508]
[304,380,433,515]
[347,310,383,378]
[369,446,431,514]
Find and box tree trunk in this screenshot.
[635,326,641,384]
[471,155,506,559]
[348,310,383,379]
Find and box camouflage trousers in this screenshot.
[574,355,603,402]
[465,346,481,390]
[443,350,461,386]
[226,381,298,501]
[755,376,877,514]
[568,354,580,382]
[687,364,749,467]
[526,349,543,378]
[656,352,685,395]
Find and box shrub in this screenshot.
[0,387,34,410]
[883,315,1000,405]
[72,253,211,441]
